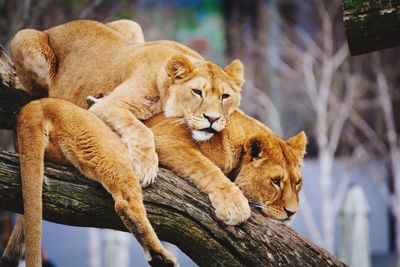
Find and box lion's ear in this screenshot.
[225,59,244,88]
[244,135,271,161]
[166,55,193,81]
[287,131,307,159]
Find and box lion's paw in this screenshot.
[129,148,159,188]
[147,248,178,267]
[209,184,251,225]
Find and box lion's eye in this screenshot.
[272,178,281,187]
[296,179,303,186]
[192,89,202,97]
[221,94,230,100]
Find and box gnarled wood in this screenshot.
[0,151,345,266]
[343,0,400,55]
[0,44,345,266]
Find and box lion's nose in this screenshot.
[284,207,296,217]
[203,113,220,124]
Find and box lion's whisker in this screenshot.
[248,199,267,211]
[170,118,186,126]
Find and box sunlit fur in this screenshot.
[145,109,307,224]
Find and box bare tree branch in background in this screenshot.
[353,54,400,263]
[275,0,365,253]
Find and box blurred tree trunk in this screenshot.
[222,0,286,134]
[222,0,269,93]
[275,0,364,254]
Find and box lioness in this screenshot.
[8,19,247,267]
[11,19,244,187]
[146,110,306,223]
[5,98,178,267]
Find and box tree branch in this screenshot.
[0,151,345,266]
[0,45,345,266]
[343,0,400,55]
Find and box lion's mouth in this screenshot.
[199,127,218,134]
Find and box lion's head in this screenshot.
[234,131,307,223]
[164,55,244,142]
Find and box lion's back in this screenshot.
[44,20,204,107]
[44,20,132,106]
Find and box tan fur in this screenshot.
[11,19,244,187]
[5,19,305,266]
[8,19,243,267]
[14,98,177,267]
[146,109,307,223]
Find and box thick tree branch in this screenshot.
[0,45,345,266]
[343,0,400,55]
[0,151,345,266]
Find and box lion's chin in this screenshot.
[192,130,214,141]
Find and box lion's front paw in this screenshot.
[129,148,159,188]
[209,184,251,225]
[147,249,178,267]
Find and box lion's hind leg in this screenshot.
[106,19,145,43]
[82,162,177,266]
[11,29,57,97]
[60,111,176,266]
[110,178,176,266]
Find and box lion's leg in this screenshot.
[89,90,159,187]
[151,126,251,225]
[59,124,176,266]
[10,29,57,97]
[101,174,176,266]
[106,19,145,43]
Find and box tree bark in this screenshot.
[0,45,345,266]
[0,45,37,130]
[343,0,400,55]
[0,151,345,266]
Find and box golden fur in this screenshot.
[6,19,244,267]
[3,19,307,267]
[12,98,177,267]
[145,109,307,223]
[11,19,244,187]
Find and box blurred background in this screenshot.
[0,0,399,266]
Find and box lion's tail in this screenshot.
[2,101,46,267]
[0,216,25,267]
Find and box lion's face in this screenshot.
[164,55,244,141]
[234,132,307,223]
